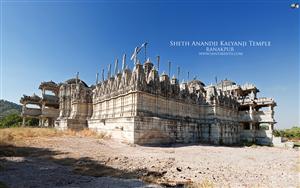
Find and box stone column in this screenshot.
[22,117,26,127]
[39,118,43,127]
[42,103,45,111]
[249,105,254,121]
[269,105,274,118]
[268,123,273,131]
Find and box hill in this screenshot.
[0,99,22,119]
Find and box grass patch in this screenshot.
[0,127,60,146]
[0,127,109,146]
[184,180,214,188]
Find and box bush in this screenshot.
[0,113,22,128]
[273,129,284,137]
[0,113,42,128]
[26,117,39,126]
[273,127,300,139]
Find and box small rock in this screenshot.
[176,167,182,172]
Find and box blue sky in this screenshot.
[1,0,299,128]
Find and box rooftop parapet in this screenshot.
[20,94,41,105]
[241,83,259,92]
[255,97,276,106]
[238,97,276,107]
[39,80,58,90]
[216,79,236,87]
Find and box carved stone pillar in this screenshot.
[22,117,26,127]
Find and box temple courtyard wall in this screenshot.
[88,91,241,145]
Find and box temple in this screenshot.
[20,44,277,146]
[20,81,60,127]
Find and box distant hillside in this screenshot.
[0,99,22,119]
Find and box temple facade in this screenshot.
[20,81,60,127]
[20,45,277,146]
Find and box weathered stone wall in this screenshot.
[241,128,273,145]
[88,90,241,145]
[88,117,135,143]
[91,92,138,119]
[133,117,240,145]
[135,91,206,119]
[56,80,93,130]
[57,119,88,131]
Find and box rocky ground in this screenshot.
[0,135,299,187]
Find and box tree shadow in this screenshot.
[0,144,174,188]
[142,142,246,148]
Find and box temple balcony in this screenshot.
[255,97,276,106]
[239,111,252,122]
[22,107,42,116]
[253,110,275,122]
[239,110,275,123]
[237,98,254,105]
[42,108,60,118]
[41,94,59,104]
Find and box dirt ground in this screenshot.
[0,133,299,188]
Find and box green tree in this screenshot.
[273,126,300,139]
[26,117,39,126]
[0,113,22,128]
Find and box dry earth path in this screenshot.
[0,134,299,187]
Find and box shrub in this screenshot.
[273,126,300,139]
[0,113,22,128]
[273,129,284,137]
[26,117,39,126]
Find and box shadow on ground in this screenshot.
[0,144,169,188]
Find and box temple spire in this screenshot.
[102,68,104,81]
[168,61,171,77]
[143,42,148,61]
[177,66,180,81]
[130,47,139,65]
[122,54,126,71]
[157,55,160,71]
[130,42,148,64]
[114,58,118,75]
[76,72,79,84]
[107,64,111,79]
[96,72,99,84]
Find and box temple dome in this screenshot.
[217,79,236,87]
[188,80,205,88]
[65,78,88,87]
